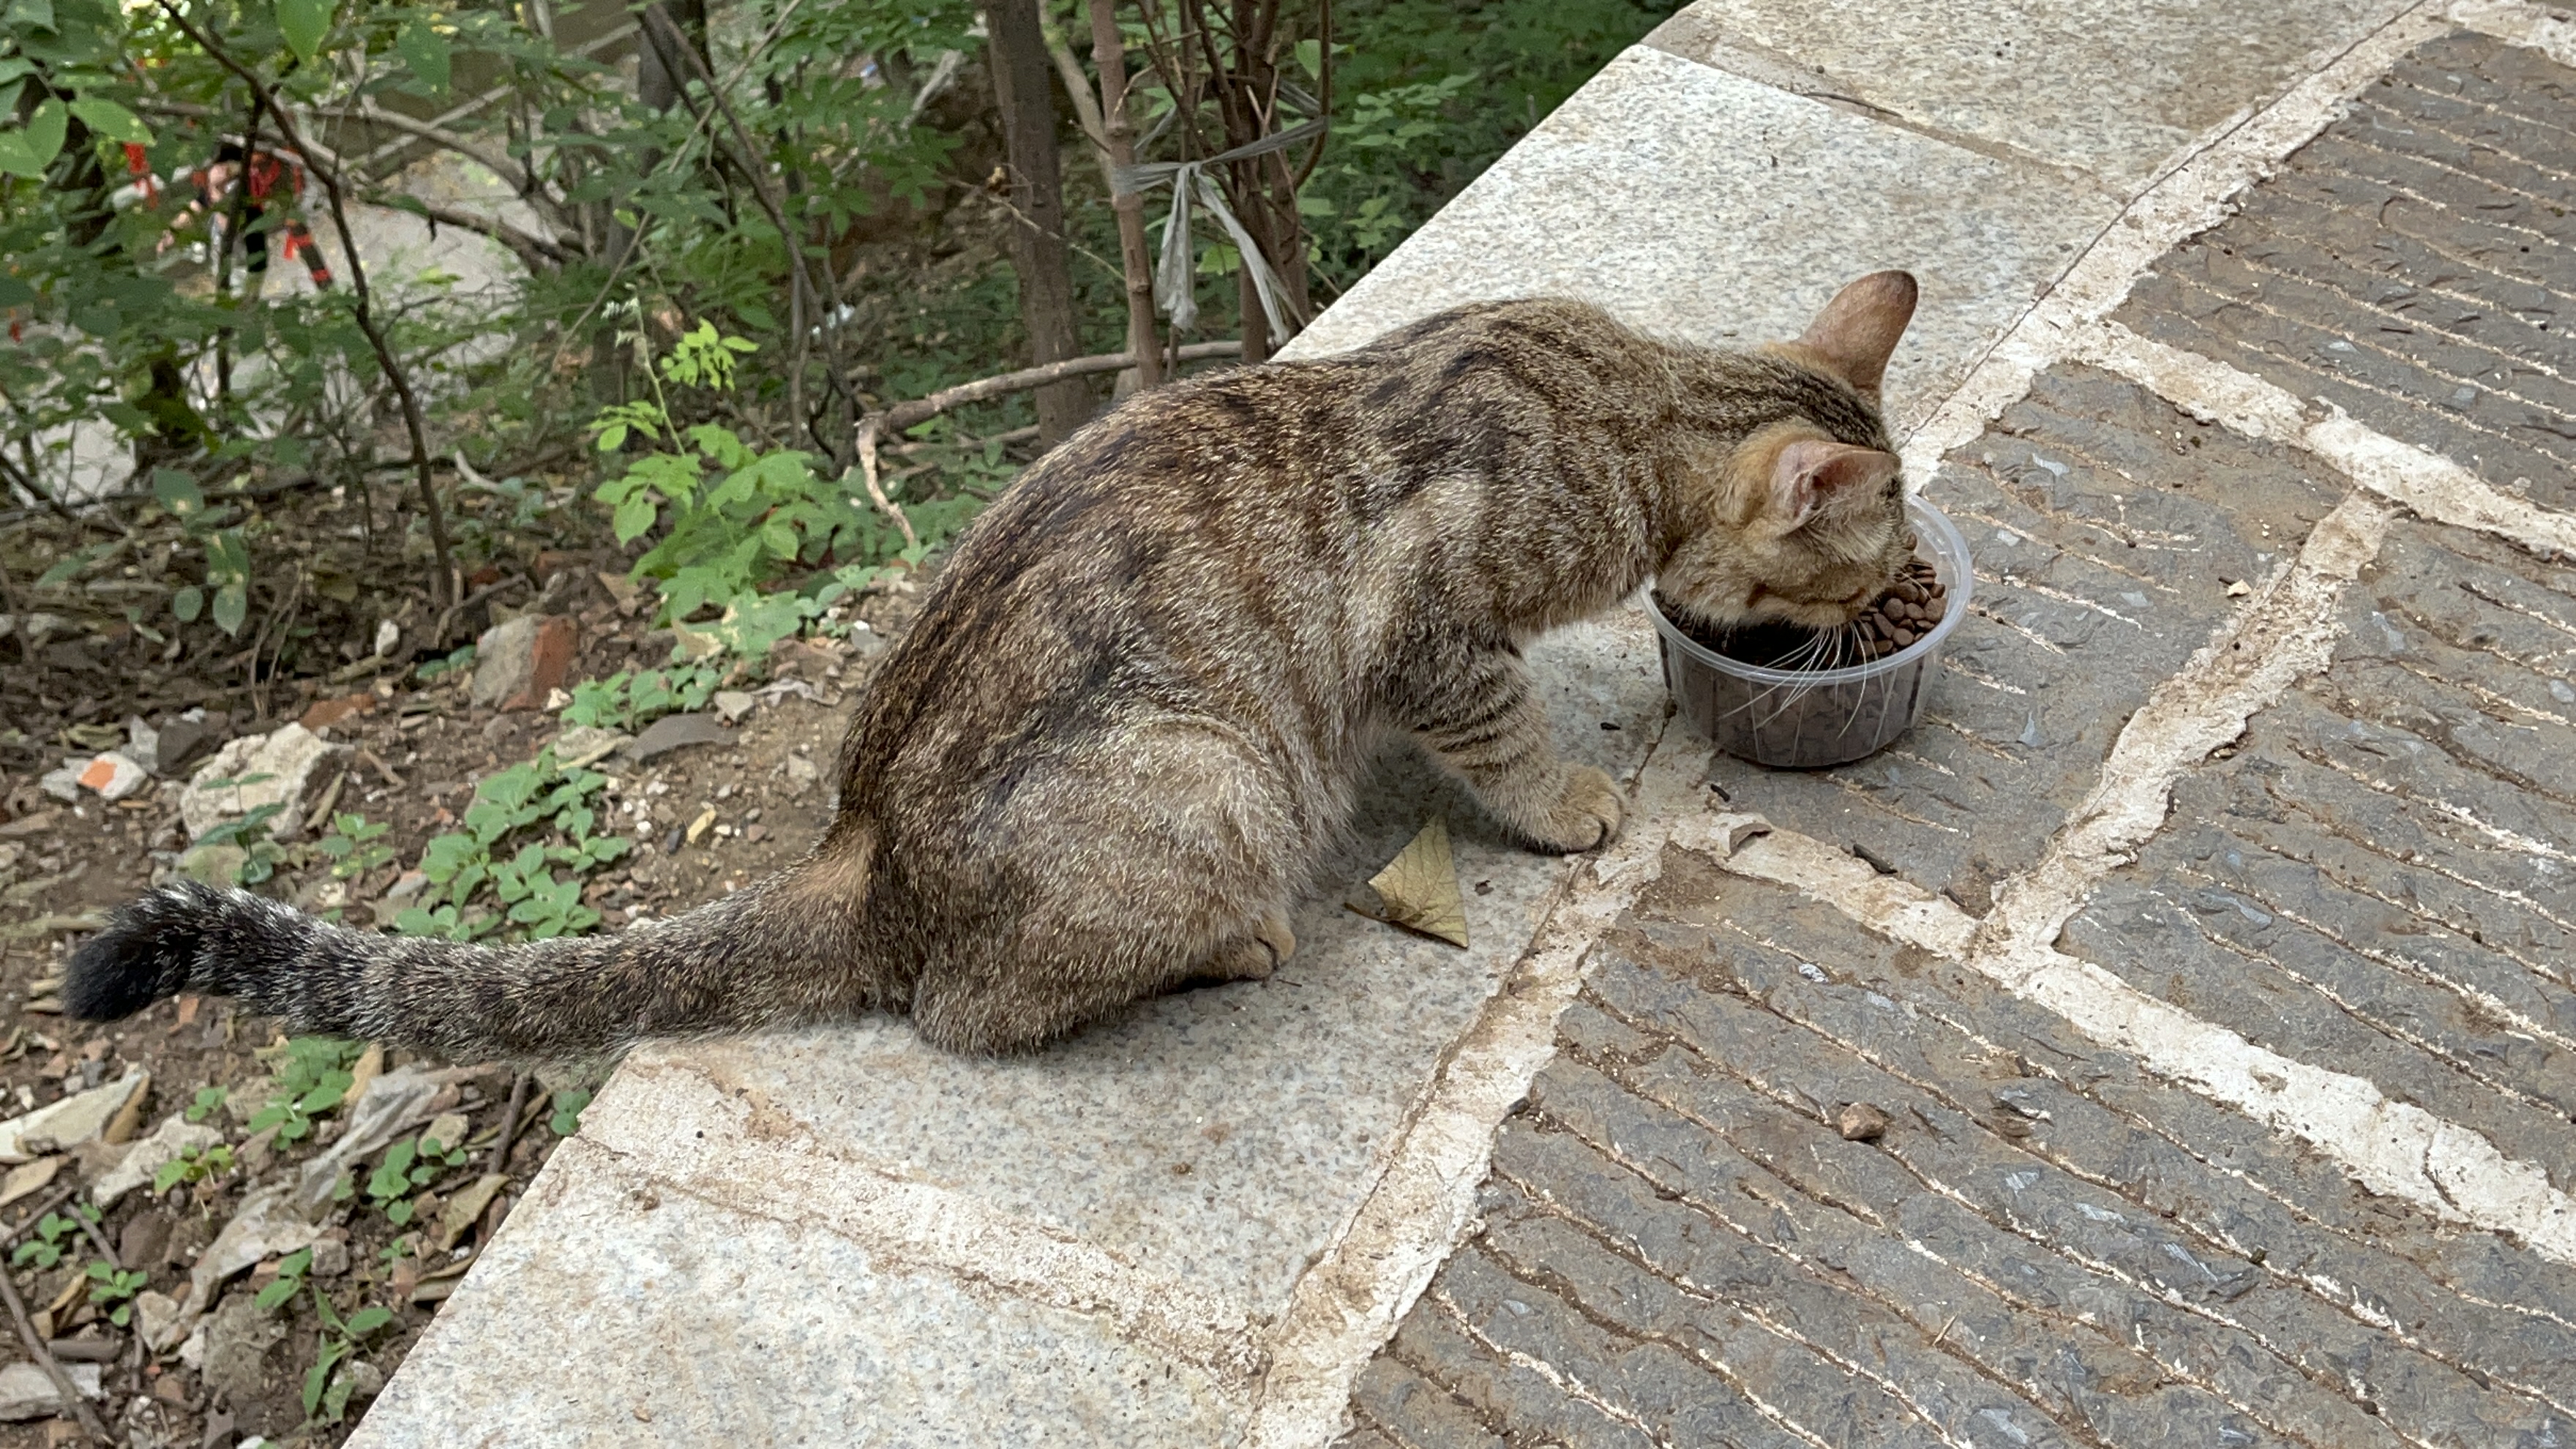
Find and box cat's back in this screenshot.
[834,302,1669,810]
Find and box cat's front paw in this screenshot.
[1524,765,1625,853]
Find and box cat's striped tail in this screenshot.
[62,872,866,1060]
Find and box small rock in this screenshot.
[0,1069,148,1164]
[120,1211,172,1269]
[0,611,66,647]
[200,1292,287,1404]
[550,724,629,771]
[124,716,162,774]
[1836,1102,1892,1142]
[621,712,735,763]
[181,724,343,842]
[180,1183,322,1323]
[422,1112,471,1153]
[91,1112,225,1208]
[0,1360,101,1420]
[785,754,822,788]
[181,843,249,886]
[337,1359,386,1406]
[373,870,431,928]
[845,621,886,657]
[149,713,222,776]
[77,752,150,801]
[472,615,580,711]
[686,807,718,846]
[38,763,80,804]
[2224,579,2251,598]
[712,690,756,726]
[133,1289,184,1353]
[470,615,540,709]
[375,618,402,655]
[770,638,838,678]
[308,1238,349,1278]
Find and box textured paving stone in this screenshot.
[1349,857,2576,1448]
[2116,31,2576,511]
[1710,364,2343,913]
[1349,41,2576,1443]
[2062,514,2576,1207]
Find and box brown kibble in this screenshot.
[1893,626,1917,647]
[1879,600,1906,623]
[1837,1103,1892,1142]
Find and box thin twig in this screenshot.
[70,1214,117,1273]
[486,1071,532,1174]
[875,340,1238,433]
[851,418,913,552]
[0,1190,108,1444]
[364,193,575,269]
[429,574,528,648]
[314,102,533,193]
[639,7,864,465]
[157,0,460,616]
[849,341,1242,550]
[0,1187,78,1246]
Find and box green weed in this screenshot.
[246,1036,367,1144]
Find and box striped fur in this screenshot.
[68,274,1920,1058]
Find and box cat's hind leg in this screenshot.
[910,719,1302,1052]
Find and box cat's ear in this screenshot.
[1770,439,1900,528]
[1796,271,1917,397]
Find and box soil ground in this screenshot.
[0,558,928,1447]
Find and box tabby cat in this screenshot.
[65,270,1920,1057]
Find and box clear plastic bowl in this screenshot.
[1649,496,1972,768]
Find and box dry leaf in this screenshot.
[100,1071,149,1147]
[1360,819,1469,949]
[344,1044,385,1108]
[0,1156,61,1211]
[434,1174,511,1252]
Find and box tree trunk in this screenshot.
[1089,0,1161,389]
[635,0,707,116]
[986,0,1089,446]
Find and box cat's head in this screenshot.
[1660,270,1918,633]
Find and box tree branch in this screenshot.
[638,6,862,464]
[363,192,577,269]
[876,340,1239,433]
[312,102,533,193]
[157,0,459,613]
[850,342,1241,549]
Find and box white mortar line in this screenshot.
[1242,726,1717,1449]
[2452,0,2576,64]
[1896,0,2459,487]
[1723,354,2576,1261]
[2077,322,2576,561]
[1713,819,2576,1264]
[1977,491,2395,969]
